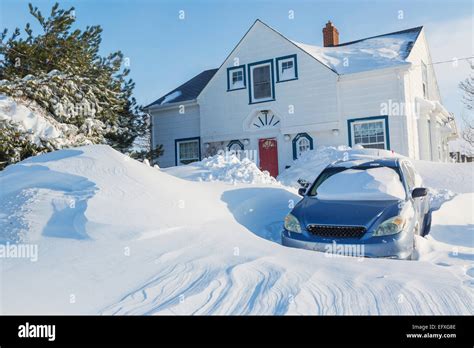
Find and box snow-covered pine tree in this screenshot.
[0,118,41,169]
[0,2,152,164]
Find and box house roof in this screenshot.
[292,26,423,75]
[145,68,218,109]
[147,22,424,108]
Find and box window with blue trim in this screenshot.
[227,66,246,91]
[292,133,313,159]
[227,140,244,151]
[276,55,297,82]
[248,60,274,103]
[176,138,200,165]
[350,119,387,149]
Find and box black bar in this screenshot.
[0,315,472,346]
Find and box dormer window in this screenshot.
[276,54,298,82]
[227,65,246,91]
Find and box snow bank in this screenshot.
[164,154,277,185]
[449,137,474,157]
[1,145,473,315]
[411,160,473,194]
[317,167,406,201]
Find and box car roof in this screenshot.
[328,157,402,169]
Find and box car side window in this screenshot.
[402,162,415,190]
[407,162,423,187]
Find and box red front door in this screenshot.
[258,138,279,177]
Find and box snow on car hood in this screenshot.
[316,167,406,201]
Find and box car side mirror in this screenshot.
[297,178,310,188]
[412,187,428,198]
[298,187,307,196]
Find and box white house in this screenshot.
[146,19,457,176]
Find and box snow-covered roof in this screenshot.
[292,26,422,75]
[146,23,423,108]
[146,69,218,109]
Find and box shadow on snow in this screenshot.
[220,187,299,244]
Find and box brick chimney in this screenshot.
[322,20,339,47]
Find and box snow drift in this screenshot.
[164,153,277,185]
[0,145,472,315]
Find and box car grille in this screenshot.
[306,224,367,239]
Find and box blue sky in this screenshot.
[1,0,472,119]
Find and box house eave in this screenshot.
[145,99,198,113]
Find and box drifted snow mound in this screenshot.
[164,154,277,185]
[1,145,473,315]
[0,145,228,243]
[277,145,400,187]
[413,160,474,194]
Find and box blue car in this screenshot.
[282,158,431,259]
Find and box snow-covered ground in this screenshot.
[0,145,472,314]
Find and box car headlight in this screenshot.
[373,216,406,236]
[284,213,302,233]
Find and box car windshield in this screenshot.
[307,165,406,201]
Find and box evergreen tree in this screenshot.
[0,2,152,163]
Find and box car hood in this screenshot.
[293,197,402,230]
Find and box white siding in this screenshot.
[151,104,201,167]
[338,69,408,155]
[198,21,340,172]
[405,30,448,161]
[199,22,339,138]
